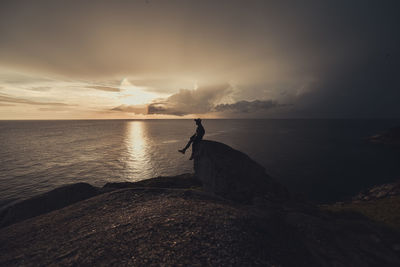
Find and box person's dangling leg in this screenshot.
[178,139,192,154]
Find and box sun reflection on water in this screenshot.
[125,121,152,180]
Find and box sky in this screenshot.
[0,0,399,119]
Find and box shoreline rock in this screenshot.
[367,126,400,146]
[352,180,400,202]
[194,140,289,202]
[322,179,400,232]
[0,173,201,228]
[1,184,400,266]
[1,141,400,266]
[0,182,100,228]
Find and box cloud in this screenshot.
[111,104,147,114]
[147,84,232,116]
[0,72,53,85]
[1,1,399,118]
[213,100,284,113]
[111,84,287,117]
[286,53,400,118]
[29,86,52,92]
[0,94,71,106]
[86,85,121,92]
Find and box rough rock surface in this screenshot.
[368,126,400,146]
[0,182,100,228]
[322,180,400,231]
[1,187,400,266]
[0,174,201,229]
[194,140,288,202]
[103,173,202,190]
[353,180,400,202]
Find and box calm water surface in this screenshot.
[0,119,399,207]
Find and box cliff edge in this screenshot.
[194,140,288,202]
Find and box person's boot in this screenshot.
[178,149,185,154]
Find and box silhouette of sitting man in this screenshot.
[179,118,205,160]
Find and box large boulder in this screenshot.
[193,140,288,202]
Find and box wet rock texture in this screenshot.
[1,187,400,266]
[194,140,288,202]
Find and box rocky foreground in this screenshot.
[322,180,400,232]
[367,126,400,146]
[1,141,400,266]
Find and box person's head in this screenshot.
[194,118,202,125]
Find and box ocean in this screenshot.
[0,119,399,207]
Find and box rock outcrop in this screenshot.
[0,174,201,229]
[368,126,400,146]
[194,140,288,202]
[0,182,100,228]
[1,187,400,266]
[322,179,400,231]
[104,173,202,190]
[353,180,400,202]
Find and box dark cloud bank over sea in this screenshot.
[112,84,286,116]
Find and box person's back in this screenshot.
[178,118,205,159]
[195,122,205,141]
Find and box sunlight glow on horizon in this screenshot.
[119,78,163,106]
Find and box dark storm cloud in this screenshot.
[146,85,287,116]
[147,102,181,116]
[2,0,379,79]
[280,1,400,118]
[147,84,232,116]
[214,100,284,113]
[289,52,400,118]
[0,94,71,106]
